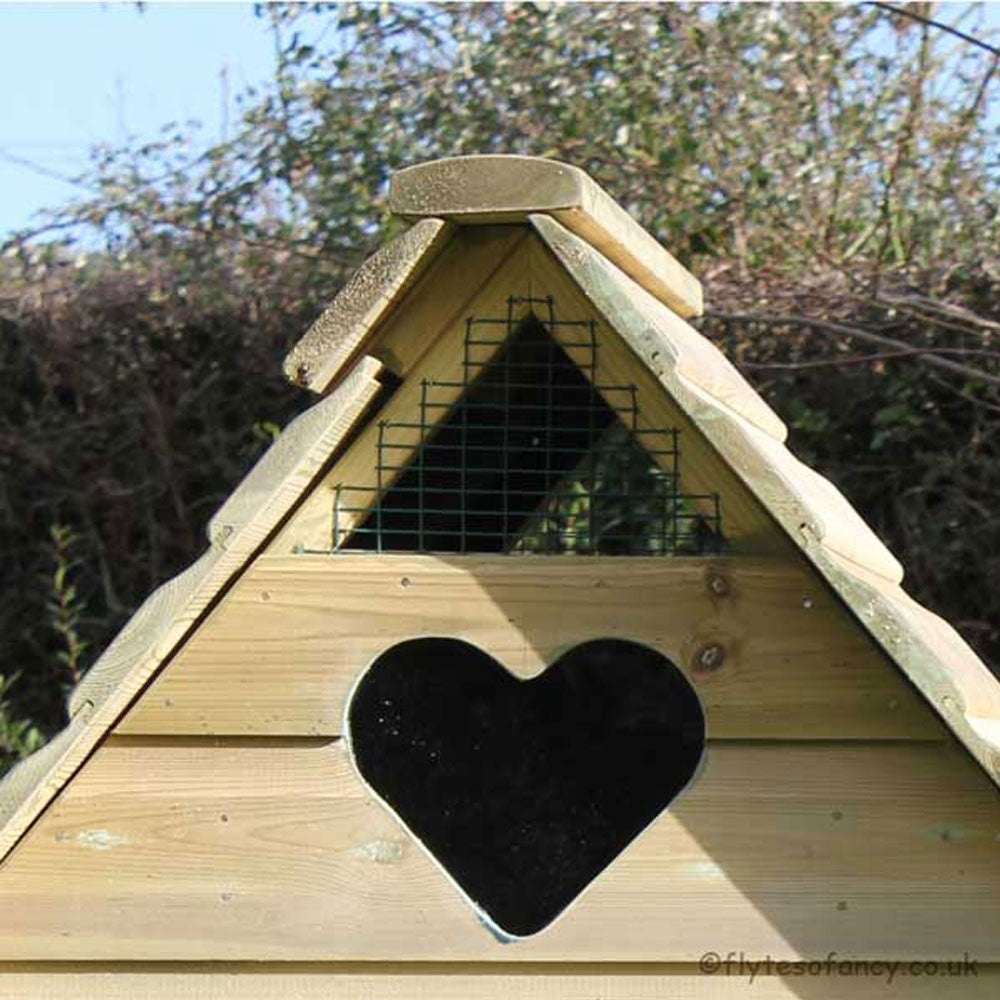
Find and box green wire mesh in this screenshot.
[334,296,723,555]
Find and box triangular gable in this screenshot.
[2,153,999,877]
[109,239,937,747]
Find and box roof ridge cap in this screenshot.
[390,155,703,319]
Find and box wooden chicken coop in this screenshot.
[2,155,1000,997]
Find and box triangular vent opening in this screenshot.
[336,298,723,555]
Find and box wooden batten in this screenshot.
[283,218,453,394]
[522,231,792,557]
[526,215,1000,785]
[0,358,385,862]
[528,214,785,441]
[815,546,1000,787]
[284,223,529,397]
[530,215,901,581]
[2,964,996,999]
[274,238,534,553]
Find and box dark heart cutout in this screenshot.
[347,637,705,938]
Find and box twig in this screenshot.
[705,310,1000,389]
[875,294,1000,333]
[742,346,1000,371]
[866,2,1000,57]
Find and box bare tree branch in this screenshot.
[742,347,1000,372]
[704,311,1000,389]
[866,2,1000,57]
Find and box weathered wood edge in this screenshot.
[814,546,1000,788]
[283,219,453,394]
[0,358,385,863]
[531,214,1000,787]
[390,155,703,319]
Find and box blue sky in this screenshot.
[1,2,998,245]
[0,3,274,240]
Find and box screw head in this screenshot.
[707,572,730,598]
[694,642,726,672]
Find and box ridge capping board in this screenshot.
[390,155,703,320]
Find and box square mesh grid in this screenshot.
[334,296,723,555]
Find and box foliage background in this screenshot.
[1,1,998,772]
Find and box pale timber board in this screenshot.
[286,224,531,396]
[0,360,385,864]
[118,555,941,740]
[274,247,534,553]
[3,740,1000,961]
[0,962,995,999]
[283,218,453,394]
[389,155,703,318]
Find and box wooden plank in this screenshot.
[117,555,942,740]
[367,225,531,379]
[817,546,1000,788]
[274,248,534,554]
[3,740,999,961]
[0,710,92,852]
[283,218,454,394]
[530,213,785,441]
[389,155,703,318]
[202,356,384,553]
[0,961,995,999]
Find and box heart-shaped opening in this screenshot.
[347,636,705,938]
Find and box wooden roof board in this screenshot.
[390,155,703,320]
[529,213,1000,785]
[283,218,453,394]
[0,358,384,861]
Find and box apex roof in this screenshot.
[3,154,999,863]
